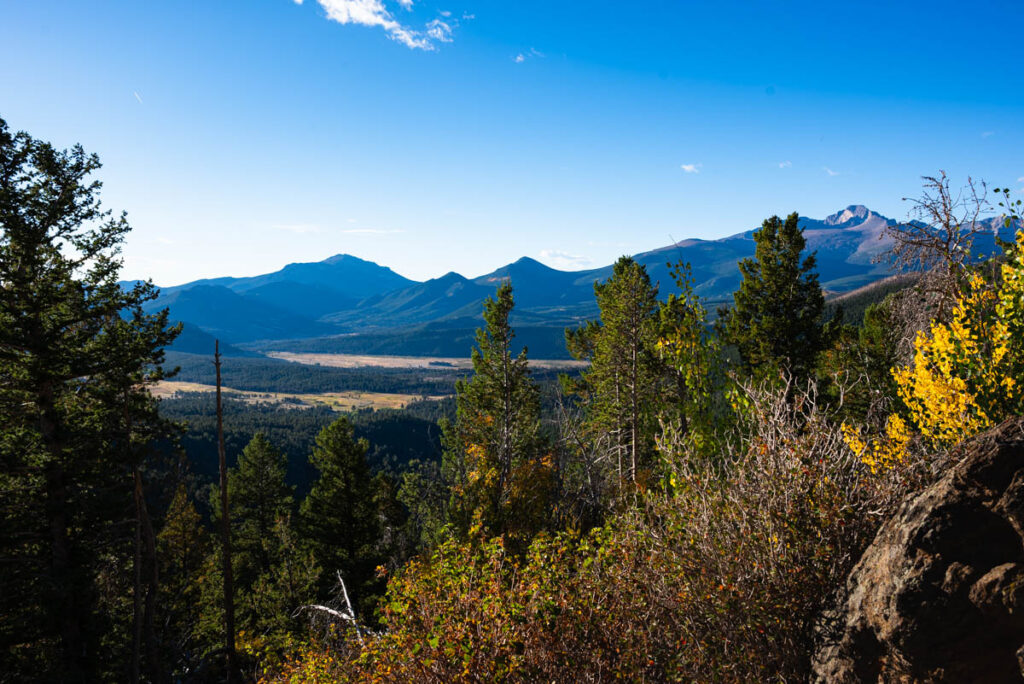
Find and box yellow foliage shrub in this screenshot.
[893,231,1024,448]
[848,230,1024,466]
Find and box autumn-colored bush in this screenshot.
[894,231,1024,446]
[264,379,921,682]
[843,230,1024,472]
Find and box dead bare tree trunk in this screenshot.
[215,341,237,683]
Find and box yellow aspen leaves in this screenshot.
[852,230,1024,465]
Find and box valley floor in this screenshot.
[151,380,443,411]
[266,350,588,371]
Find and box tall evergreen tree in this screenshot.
[299,416,382,616]
[157,483,211,675]
[721,212,825,382]
[221,433,295,592]
[442,282,551,546]
[566,257,662,488]
[205,432,319,650]
[0,116,178,680]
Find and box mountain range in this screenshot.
[141,206,1010,358]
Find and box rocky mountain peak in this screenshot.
[823,205,872,227]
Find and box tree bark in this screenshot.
[215,341,237,683]
[40,381,85,682]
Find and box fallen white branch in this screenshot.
[295,570,364,643]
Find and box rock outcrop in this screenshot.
[813,418,1024,683]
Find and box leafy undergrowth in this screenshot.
[263,383,932,683]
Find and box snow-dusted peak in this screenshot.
[824,205,871,226]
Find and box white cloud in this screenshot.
[778,160,792,168]
[439,9,450,16]
[312,0,452,50]
[462,12,475,19]
[293,0,303,4]
[823,166,840,177]
[1017,176,1024,183]
[426,18,453,43]
[680,163,701,174]
[513,48,544,63]
[539,249,592,269]
[133,91,143,104]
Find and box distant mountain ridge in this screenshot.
[143,206,1013,356]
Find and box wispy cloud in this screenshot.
[680,163,702,174]
[982,131,995,138]
[539,249,592,269]
[133,91,144,104]
[310,0,457,50]
[778,160,792,169]
[823,166,840,177]
[513,47,544,63]
[426,18,453,42]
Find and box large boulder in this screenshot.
[813,418,1024,682]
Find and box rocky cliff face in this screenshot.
[813,419,1024,683]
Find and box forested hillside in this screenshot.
[147,204,1014,358]
[4,118,1024,682]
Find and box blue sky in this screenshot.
[2,0,1022,285]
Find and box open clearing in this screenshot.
[151,380,441,411]
[266,351,588,371]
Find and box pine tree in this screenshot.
[567,257,662,489]
[722,212,825,382]
[442,282,551,546]
[0,116,178,680]
[299,416,382,616]
[221,433,295,594]
[157,483,211,674]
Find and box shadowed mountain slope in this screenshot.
[146,206,1015,354]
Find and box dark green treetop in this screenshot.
[442,281,550,546]
[722,212,825,383]
[300,416,382,615]
[0,115,179,680]
[567,256,662,489]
